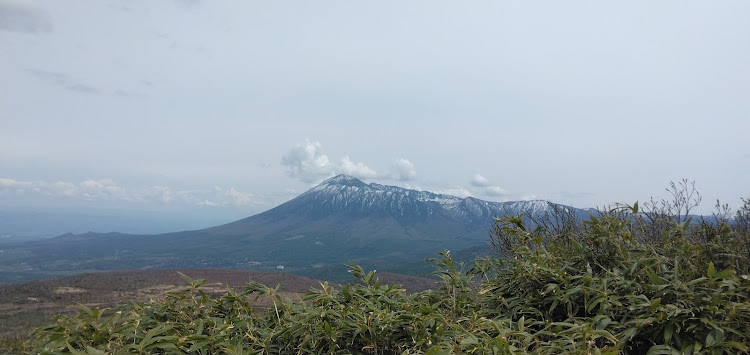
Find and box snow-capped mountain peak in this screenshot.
[270,175,590,226]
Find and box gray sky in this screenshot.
[1,0,749,222]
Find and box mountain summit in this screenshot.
[317,174,368,186]
[260,174,461,221]
[254,174,561,225]
[5,175,594,283]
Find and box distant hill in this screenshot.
[0,175,596,284]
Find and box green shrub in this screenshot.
[24,190,750,354]
[483,202,750,353]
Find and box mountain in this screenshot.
[215,174,570,231]
[0,175,596,284]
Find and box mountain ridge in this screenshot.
[226,174,575,227]
[2,175,595,284]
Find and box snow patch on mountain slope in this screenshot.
[300,175,571,221]
[500,200,553,216]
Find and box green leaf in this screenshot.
[195,319,205,335]
[621,327,638,341]
[706,329,723,347]
[649,273,668,286]
[714,269,735,280]
[707,262,716,278]
[140,325,172,348]
[460,334,479,345]
[84,346,107,355]
[584,275,592,287]
[723,341,749,352]
[425,345,451,355]
[648,298,662,311]
[65,343,87,355]
[646,344,679,355]
[664,322,674,344]
[77,303,93,318]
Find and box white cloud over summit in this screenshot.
[281,140,380,183]
[280,140,333,183]
[340,156,377,179]
[394,159,417,181]
[281,141,420,185]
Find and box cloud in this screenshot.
[0,178,256,207]
[340,156,377,179]
[0,178,127,200]
[470,174,491,187]
[468,174,510,199]
[394,158,417,181]
[26,69,102,94]
[149,186,173,203]
[213,185,254,206]
[281,140,378,183]
[0,0,53,34]
[148,186,255,207]
[49,181,77,197]
[198,200,218,207]
[281,140,334,183]
[79,179,129,201]
[483,186,510,197]
[0,178,32,188]
[435,187,473,198]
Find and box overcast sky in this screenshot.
[1,0,749,225]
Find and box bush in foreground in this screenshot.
[21,195,750,354]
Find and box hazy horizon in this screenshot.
[2,1,748,234]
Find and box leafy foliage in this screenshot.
[18,191,750,354]
[484,201,750,354]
